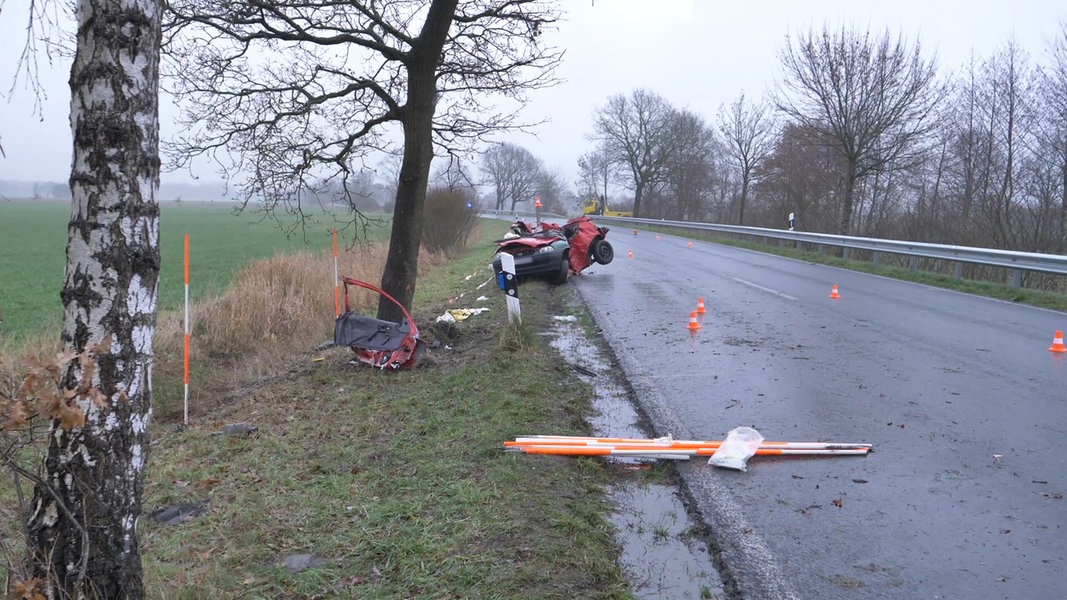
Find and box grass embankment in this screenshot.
[3,216,632,599]
[143,221,629,598]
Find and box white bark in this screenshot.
[28,0,162,597]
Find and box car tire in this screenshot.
[592,239,614,265]
[550,252,570,285]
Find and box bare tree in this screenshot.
[776,26,942,234]
[936,41,1038,250]
[575,142,616,209]
[971,39,1037,248]
[753,122,844,232]
[717,93,776,225]
[481,142,543,210]
[1039,21,1067,250]
[657,108,717,220]
[592,89,677,217]
[163,0,562,321]
[22,0,162,597]
[0,0,75,158]
[432,156,477,192]
[534,166,567,214]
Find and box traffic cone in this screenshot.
[687,241,693,248]
[1050,330,1067,353]
[696,297,706,314]
[687,311,701,330]
[627,250,634,259]
[829,284,840,299]
[656,235,661,241]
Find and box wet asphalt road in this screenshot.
[569,229,1067,600]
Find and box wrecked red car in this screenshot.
[492,216,613,285]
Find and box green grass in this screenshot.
[3,217,634,599]
[138,230,632,599]
[0,201,389,346]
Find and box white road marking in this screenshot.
[732,277,797,301]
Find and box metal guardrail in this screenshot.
[483,209,1067,284]
[602,216,1067,276]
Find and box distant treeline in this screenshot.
[0,179,229,202]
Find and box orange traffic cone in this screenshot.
[656,235,661,241]
[696,298,707,314]
[627,250,634,259]
[1050,330,1067,353]
[687,241,693,248]
[829,284,840,299]
[687,311,701,330]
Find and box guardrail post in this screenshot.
[954,262,963,280]
[1012,269,1022,288]
[843,247,851,261]
[909,256,917,273]
[818,244,825,255]
[873,251,881,266]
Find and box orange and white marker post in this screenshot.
[183,234,191,425]
[504,435,873,460]
[333,227,341,317]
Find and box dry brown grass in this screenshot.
[1,239,452,422]
[0,330,61,394]
[151,241,449,419]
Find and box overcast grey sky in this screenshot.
[1,0,1064,187]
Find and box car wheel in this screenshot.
[592,239,614,265]
[550,252,570,285]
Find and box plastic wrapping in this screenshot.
[708,427,765,471]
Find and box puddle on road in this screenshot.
[549,315,725,600]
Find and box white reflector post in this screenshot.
[499,253,521,325]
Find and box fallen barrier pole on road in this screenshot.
[504,434,873,463]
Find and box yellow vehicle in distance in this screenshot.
[582,197,633,218]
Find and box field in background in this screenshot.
[0,201,391,347]
[2,216,637,598]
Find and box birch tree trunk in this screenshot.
[26,0,161,597]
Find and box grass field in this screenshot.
[0,201,390,346]
[1,214,641,599]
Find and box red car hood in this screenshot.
[497,235,562,252]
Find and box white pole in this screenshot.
[183,234,190,425]
[500,253,521,325]
[333,227,340,316]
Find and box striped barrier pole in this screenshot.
[183,234,190,425]
[333,227,340,317]
[506,435,872,450]
[512,445,870,458]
